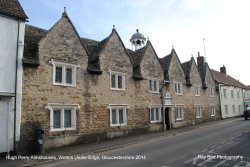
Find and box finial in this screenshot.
[136,29,139,33]
[172,45,174,49]
[62,7,67,17]
[113,25,115,29]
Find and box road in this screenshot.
[41,118,250,167]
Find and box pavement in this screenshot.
[0,118,240,167]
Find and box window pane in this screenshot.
[111,74,116,88]
[175,83,178,93]
[118,75,122,89]
[64,110,72,128]
[53,110,61,128]
[155,108,159,120]
[178,84,181,93]
[66,68,73,84]
[55,67,62,83]
[153,81,157,91]
[151,109,154,121]
[112,109,117,124]
[119,109,124,124]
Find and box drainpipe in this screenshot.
[160,81,166,131]
[14,19,21,153]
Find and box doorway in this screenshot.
[165,108,171,130]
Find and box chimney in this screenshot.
[197,52,205,67]
[220,65,227,75]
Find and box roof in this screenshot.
[197,62,209,88]
[0,0,28,20]
[23,25,47,66]
[160,49,175,81]
[129,44,148,80]
[181,58,194,86]
[211,69,248,89]
[130,29,146,41]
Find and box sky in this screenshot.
[19,0,250,85]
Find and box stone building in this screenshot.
[20,11,164,153]
[160,50,221,128]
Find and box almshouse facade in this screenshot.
[19,10,223,153]
[20,11,166,153]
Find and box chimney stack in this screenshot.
[197,52,205,67]
[220,65,227,75]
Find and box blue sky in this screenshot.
[19,0,250,85]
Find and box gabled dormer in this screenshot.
[129,40,163,81]
[160,48,185,83]
[182,56,202,96]
[38,8,89,65]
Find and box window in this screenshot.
[174,82,183,95]
[239,105,241,114]
[110,71,125,90]
[52,61,77,86]
[225,105,228,116]
[210,106,216,116]
[149,78,159,93]
[232,105,235,114]
[209,87,215,97]
[175,106,184,120]
[194,85,200,96]
[109,105,127,126]
[46,104,79,132]
[195,105,202,118]
[150,107,162,123]
[231,90,234,99]
[237,91,240,99]
[223,89,227,99]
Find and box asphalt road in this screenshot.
[42,118,250,167]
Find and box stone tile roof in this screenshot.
[181,57,195,86]
[0,0,28,20]
[23,25,47,66]
[197,62,208,88]
[211,69,248,89]
[129,45,147,80]
[159,50,174,81]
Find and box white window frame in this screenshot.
[232,105,235,114]
[195,105,202,118]
[225,105,228,116]
[237,91,240,100]
[231,90,234,99]
[209,87,215,97]
[150,106,162,123]
[210,105,216,116]
[108,105,128,126]
[109,71,126,91]
[174,81,183,95]
[51,60,77,87]
[194,85,200,96]
[46,103,79,132]
[223,89,227,99]
[148,78,160,93]
[175,106,184,120]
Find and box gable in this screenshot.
[99,29,133,73]
[204,64,216,86]
[168,53,185,82]
[140,43,163,78]
[38,13,88,64]
[189,60,202,85]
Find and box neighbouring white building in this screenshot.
[0,0,27,153]
[211,66,249,119]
